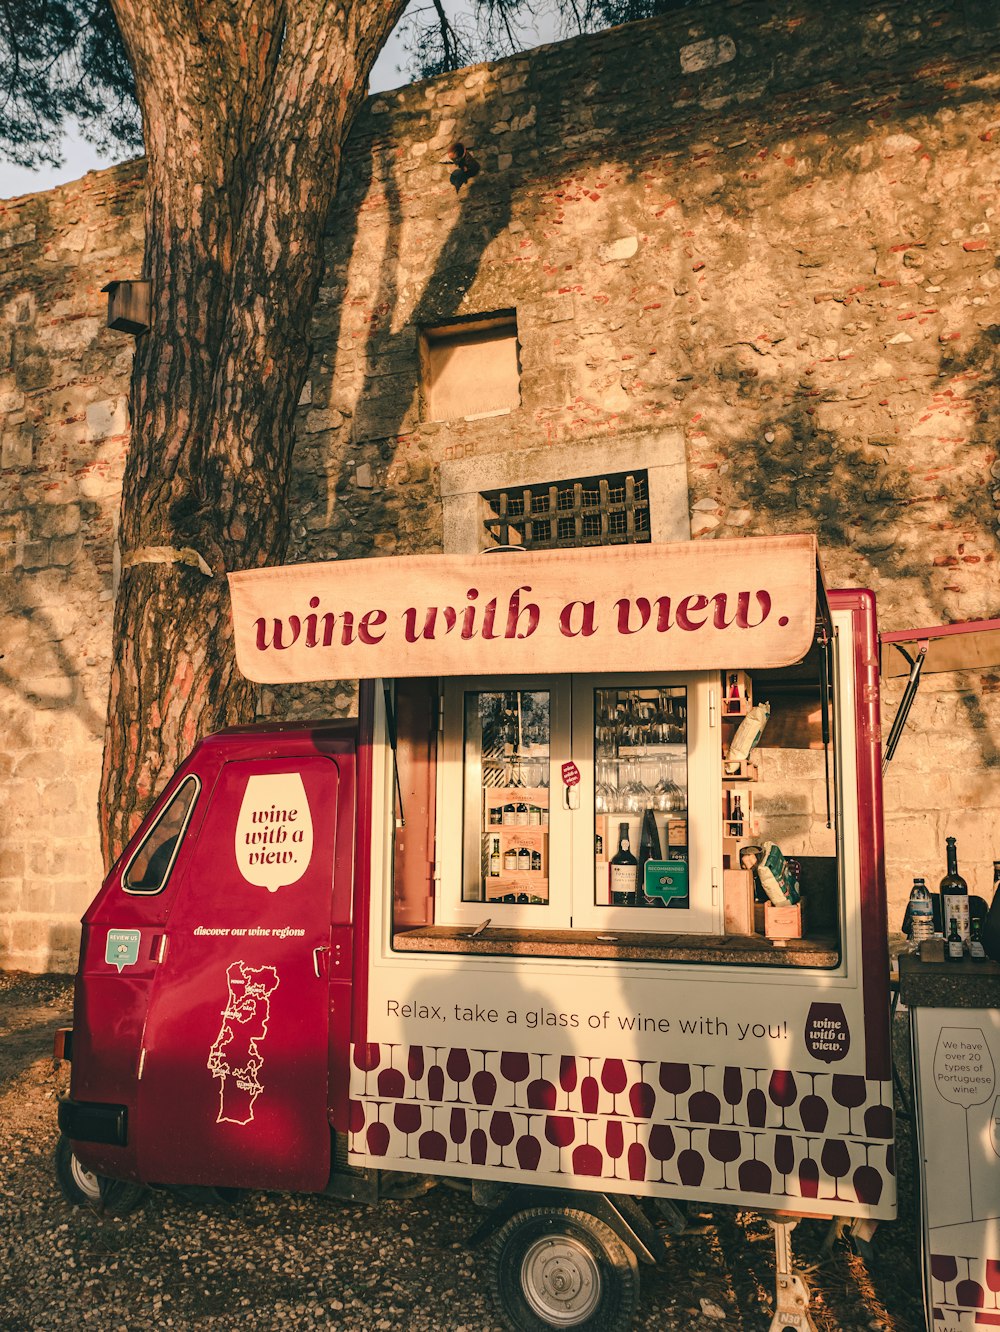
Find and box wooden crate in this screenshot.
[723,868,756,935]
[764,902,805,941]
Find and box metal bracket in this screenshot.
[768,1218,820,1332]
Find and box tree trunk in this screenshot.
[99,0,408,866]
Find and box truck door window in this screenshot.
[123,776,199,895]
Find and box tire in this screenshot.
[490,1207,640,1331]
[54,1135,145,1215]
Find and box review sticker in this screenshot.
[106,928,141,973]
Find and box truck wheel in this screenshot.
[55,1135,145,1214]
[491,1207,639,1331]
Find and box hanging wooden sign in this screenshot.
[228,535,824,684]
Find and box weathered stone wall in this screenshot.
[2,1,999,969]
[0,164,144,969]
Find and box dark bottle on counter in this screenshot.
[610,821,638,905]
[946,917,965,962]
[970,915,987,962]
[940,837,970,943]
[982,861,1000,962]
[637,808,662,906]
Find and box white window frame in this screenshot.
[435,670,722,935]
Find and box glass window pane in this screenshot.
[123,776,198,894]
[594,687,689,911]
[463,690,550,906]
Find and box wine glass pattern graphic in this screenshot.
[347,1043,891,1207]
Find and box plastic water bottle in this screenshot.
[908,877,934,950]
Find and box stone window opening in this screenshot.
[419,311,520,423]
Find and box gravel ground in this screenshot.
[0,971,925,1331]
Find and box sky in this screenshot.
[0,4,562,201]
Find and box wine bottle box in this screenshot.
[487,876,550,904]
[722,669,752,715]
[667,819,687,847]
[595,815,608,861]
[723,868,756,935]
[764,901,805,941]
[493,828,548,875]
[488,786,550,828]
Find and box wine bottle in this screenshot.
[946,917,964,962]
[502,799,516,825]
[503,846,517,872]
[489,837,501,877]
[515,799,529,827]
[969,915,987,962]
[982,861,1000,961]
[530,849,542,872]
[940,836,970,943]
[609,821,638,906]
[517,846,531,872]
[731,794,744,838]
[637,808,662,906]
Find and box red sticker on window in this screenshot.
[561,761,580,787]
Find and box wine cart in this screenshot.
[57,535,955,1331]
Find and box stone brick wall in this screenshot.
[2,0,999,969]
[0,164,144,968]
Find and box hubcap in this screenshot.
[520,1234,602,1325]
[70,1153,101,1203]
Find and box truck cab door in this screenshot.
[135,755,342,1192]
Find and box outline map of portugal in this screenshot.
[207,961,280,1125]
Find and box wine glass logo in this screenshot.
[932,1026,996,1223]
[804,1002,850,1065]
[234,773,314,892]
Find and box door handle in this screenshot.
[312,945,329,978]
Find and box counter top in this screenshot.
[898,951,1000,1009]
[394,926,839,967]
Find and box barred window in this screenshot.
[482,472,651,551]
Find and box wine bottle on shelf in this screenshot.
[530,849,542,872]
[489,837,501,878]
[515,798,529,826]
[946,917,965,962]
[609,821,638,906]
[637,808,662,906]
[940,836,970,943]
[503,846,517,872]
[502,799,516,825]
[730,794,744,838]
[517,846,531,872]
[969,916,987,962]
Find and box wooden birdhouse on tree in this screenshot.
[102,280,151,335]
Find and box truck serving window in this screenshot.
[392,648,845,970]
[122,777,199,895]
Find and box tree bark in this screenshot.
[99,0,408,866]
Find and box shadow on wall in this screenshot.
[709,319,1000,766]
[0,606,105,739]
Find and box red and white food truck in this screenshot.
[57,534,905,1331]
